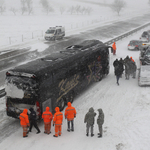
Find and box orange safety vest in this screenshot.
[42,107,53,123]
[53,107,63,125]
[19,109,29,126]
[65,102,76,121]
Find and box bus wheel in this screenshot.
[69,91,74,103]
[58,98,65,111]
[96,72,103,81]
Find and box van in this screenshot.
[44,26,65,41]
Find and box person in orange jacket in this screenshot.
[19,109,30,138]
[130,57,134,62]
[112,42,116,55]
[53,107,63,137]
[65,102,76,132]
[42,107,53,134]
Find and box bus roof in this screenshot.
[7,40,109,80]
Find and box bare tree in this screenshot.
[75,5,81,15]
[59,6,65,15]
[10,7,18,15]
[20,0,27,15]
[68,6,75,15]
[111,0,126,16]
[26,0,33,15]
[0,0,5,15]
[85,7,93,15]
[40,0,54,15]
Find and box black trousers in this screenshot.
[67,120,74,130]
[29,120,40,132]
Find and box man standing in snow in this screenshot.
[28,108,41,134]
[53,107,63,137]
[42,107,53,134]
[112,42,116,55]
[19,109,30,138]
[84,107,96,137]
[97,108,104,138]
[114,60,123,85]
[65,102,76,132]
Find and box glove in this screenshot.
[53,124,54,126]
[74,116,76,118]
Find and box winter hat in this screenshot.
[29,107,33,112]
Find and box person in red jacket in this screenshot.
[65,102,76,132]
[42,107,53,134]
[112,42,116,55]
[53,107,63,137]
[19,109,30,138]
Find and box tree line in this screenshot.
[0,0,93,15]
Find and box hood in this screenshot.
[89,107,94,113]
[23,109,28,114]
[29,107,33,112]
[46,107,50,112]
[67,102,71,107]
[55,107,60,112]
[98,108,103,114]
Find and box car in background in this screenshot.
[138,65,150,86]
[127,40,143,50]
[140,30,150,42]
[44,26,65,41]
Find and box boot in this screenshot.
[36,131,41,134]
[53,135,58,137]
[91,134,94,137]
[86,133,89,136]
[67,129,70,132]
[98,134,102,138]
[23,135,28,138]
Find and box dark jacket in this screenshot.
[114,61,123,76]
[113,59,119,67]
[97,109,104,126]
[29,108,37,121]
[84,107,96,125]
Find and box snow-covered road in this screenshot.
[0,29,150,150]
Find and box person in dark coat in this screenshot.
[97,109,104,138]
[124,56,131,80]
[113,59,119,68]
[28,108,41,134]
[119,58,124,77]
[84,107,96,137]
[113,59,119,75]
[114,61,123,85]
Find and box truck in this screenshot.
[44,26,65,41]
[138,43,150,86]
[5,39,111,119]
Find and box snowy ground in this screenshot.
[0,0,150,150]
[0,26,150,150]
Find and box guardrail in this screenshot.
[104,22,150,46]
[0,21,150,98]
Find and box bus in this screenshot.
[5,39,111,119]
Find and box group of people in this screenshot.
[19,102,105,139]
[19,102,76,138]
[84,107,104,138]
[113,56,137,85]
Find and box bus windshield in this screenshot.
[5,76,39,99]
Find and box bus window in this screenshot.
[5,76,38,101]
